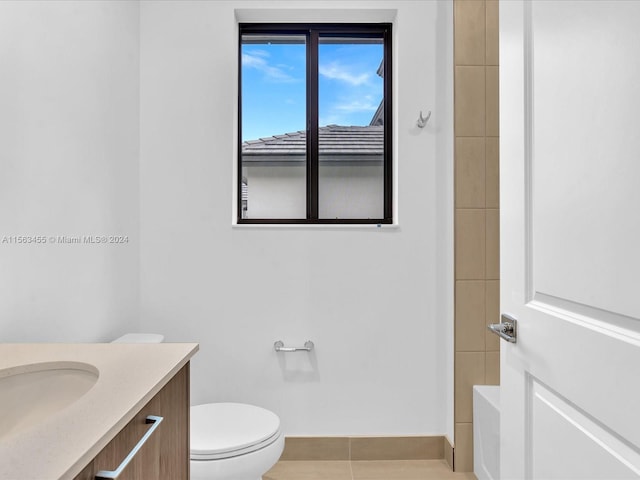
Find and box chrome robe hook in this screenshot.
[416,110,431,128]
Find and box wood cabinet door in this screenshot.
[74,363,189,480]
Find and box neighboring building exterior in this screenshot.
[241,124,384,219]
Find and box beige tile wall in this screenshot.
[453,0,500,472]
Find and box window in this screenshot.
[238,23,392,224]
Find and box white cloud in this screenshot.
[242,52,297,83]
[319,99,379,127]
[319,62,370,86]
[334,100,378,113]
[251,49,270,58]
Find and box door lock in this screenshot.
[488,314,518,343]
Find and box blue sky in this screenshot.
[241,41,383,141]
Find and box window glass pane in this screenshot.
[241,35,306,219]
[318,36,384,220]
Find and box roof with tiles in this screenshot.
[242,125,383,159]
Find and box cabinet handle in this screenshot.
[95,415,164,479]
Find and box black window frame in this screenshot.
[238,23,393,225]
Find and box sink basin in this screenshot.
[0,362,98,439]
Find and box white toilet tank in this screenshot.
[473,385,500,480]
[112,333,164,343]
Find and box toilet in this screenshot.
[112,334,284,480]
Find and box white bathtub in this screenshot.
[473,385,500,480]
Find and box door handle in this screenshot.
[488,314,517,343]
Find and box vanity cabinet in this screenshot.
[73,363,190,480]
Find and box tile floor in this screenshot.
[264,460,478,480]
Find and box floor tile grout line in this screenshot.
[348,438,354,479]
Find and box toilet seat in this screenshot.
[190,403,282,461]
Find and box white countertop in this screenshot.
[0,343,199,480]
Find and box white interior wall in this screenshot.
[139,0,454,436]
[435,0,455,445]
[0,1,140,341]
[0,0,453,438]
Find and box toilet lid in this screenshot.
[190,403,281,460]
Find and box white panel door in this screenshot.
[500,1,640,478]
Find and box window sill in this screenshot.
[231,223,400,230]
